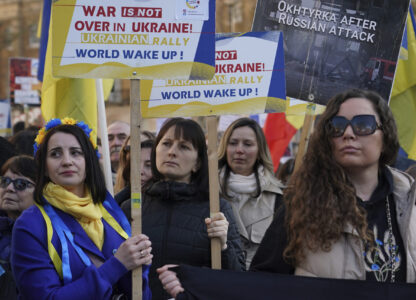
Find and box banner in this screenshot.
[141,32,286,118]
[52,0,215,80]
[253,0,410,105]
[175,264,416,300]
[9,58,41,105]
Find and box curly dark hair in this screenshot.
[283,89,399,265]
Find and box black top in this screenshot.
[249,202,294,273]
[117,181,245,299]
[359,166,406,282]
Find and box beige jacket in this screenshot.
[220,166,284,269]
[295,167,416,283]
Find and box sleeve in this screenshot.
[11,208,129,300]
[219,199,246,271]
[249,204,295,274]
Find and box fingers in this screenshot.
[157,264,179,274]
[157,265,184,298]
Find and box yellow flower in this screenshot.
[35,128,46,145]
[62,118,77,125]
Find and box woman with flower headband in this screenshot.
[11,118,152,299]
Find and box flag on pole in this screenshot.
[37,0,113,140]
[263,112,297,172]
[390,5,416,160]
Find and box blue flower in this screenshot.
[371,264,380,271]
[45,118,62,130]
[33,144,38,157]
[395,257,400,262]
[76,121,92,137]
[96,150,101,159]
[375,239,383,246]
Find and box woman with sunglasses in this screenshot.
[11,118,152,299]
[250,89,416,283]
[0,155,36,300]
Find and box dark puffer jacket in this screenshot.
[142,180,245,299]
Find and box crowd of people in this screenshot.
[1,88,416,299]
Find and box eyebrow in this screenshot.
[48,146,83,151]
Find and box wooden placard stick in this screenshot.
[206,115,222,270]
[130,78,142,300]
[294,103,316,173]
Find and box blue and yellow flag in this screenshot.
[390,5,416,160]
[37,0,113,139]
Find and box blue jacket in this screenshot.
[11,202,150,300]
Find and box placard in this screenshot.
[253,0,410,104]
[141,32,286,118]
[9,58,41,105]
[52,0,215,80]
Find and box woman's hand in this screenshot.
[205,212,229,250]
[114,234,153,270]
[157,264,184,298]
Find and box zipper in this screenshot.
[161,185,173,266]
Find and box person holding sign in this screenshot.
[11,119,152,299]
[143,117,245,299]
[251,89,416,283]
[218,117,284,269]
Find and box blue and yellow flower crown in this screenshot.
[33,118,100,158]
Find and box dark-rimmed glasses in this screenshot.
[0,176,34,191]
[328,115,382,137]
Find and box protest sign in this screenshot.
[9,58,41,105]
[141,31,286,118]
[253,0,410,105]
[52,0,215,79]
[0,101,11,137]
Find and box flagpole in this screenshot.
[294,103,316,173]
[206,115,222,269]
[96,79,114,196]
[130,78,142,300]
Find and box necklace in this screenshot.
[385,195,397,283]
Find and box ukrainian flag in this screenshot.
[390,5,416,160]
[37,0,113,139]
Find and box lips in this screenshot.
[59,171,76,175]
[164,161,178,166]
[340,145,359,153]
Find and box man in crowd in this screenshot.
[107,121,130,179]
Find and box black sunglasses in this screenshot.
[0,176,34,191]
[328,115,382,137]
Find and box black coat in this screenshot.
[117,181,245,299]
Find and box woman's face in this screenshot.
[331,97,383,174]
[141,147,152,187]
[226,126,259,176]
[155,126,199,184]
[46,132,86,197]
[0,169,35,219]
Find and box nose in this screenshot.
[62,151,73,165]
[342,124,356,139]
[236,142,244,153]
[168,142,178,156]
[6,181,15,192]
